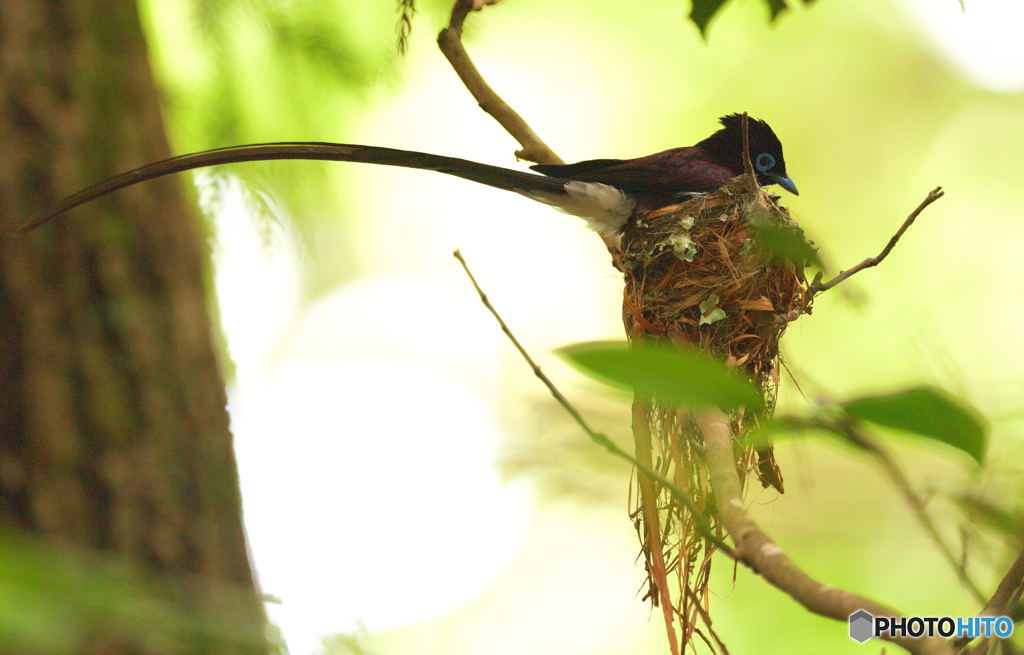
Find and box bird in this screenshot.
[20,113,796,234]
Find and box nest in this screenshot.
[620,176,812,652]
[621,178,810,385]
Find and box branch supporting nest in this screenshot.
[697,409,954,655]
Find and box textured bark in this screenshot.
[0,2,267,653]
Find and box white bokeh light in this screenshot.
[232,356,532,655]
[211,180,533,655]
[902,0,1024,92]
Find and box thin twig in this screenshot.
[681,584,731,655]
[437,0,563,165]
[811,187,945,294]
[696,409,954,655]
[740,112,756,186]
[842,424,987,604]
[452,249,735,558]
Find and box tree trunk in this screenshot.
[0,2,267,653]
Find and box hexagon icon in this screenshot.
[849,609,875,643]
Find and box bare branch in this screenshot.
[452,249,734,558]
[437,0,563,165]
[696,409,954,655]
[811,187,945,294]
[682,583,731,655]
[436,1,624,258]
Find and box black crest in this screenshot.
[698,113,788,179]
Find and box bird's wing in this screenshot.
[532,147,735,195]
[531,158,625,177]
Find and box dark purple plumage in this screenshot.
[530,113,795,207]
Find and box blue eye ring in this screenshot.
[755,152,775,172]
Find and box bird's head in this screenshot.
[698,113,798,195]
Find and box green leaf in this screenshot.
[842,387,988,463]
[768,0,818,20]
[558,340,761,409]
[766,0,789,19]
[750,217,822,267]
[689,0,730,36]
[690,0,813,34]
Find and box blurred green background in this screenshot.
[134,0,1024,652]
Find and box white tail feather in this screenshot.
[518,181,635,238]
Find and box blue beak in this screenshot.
[769,174,799,195]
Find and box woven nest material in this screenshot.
[621,178,811,385]
[620,176,813,652]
